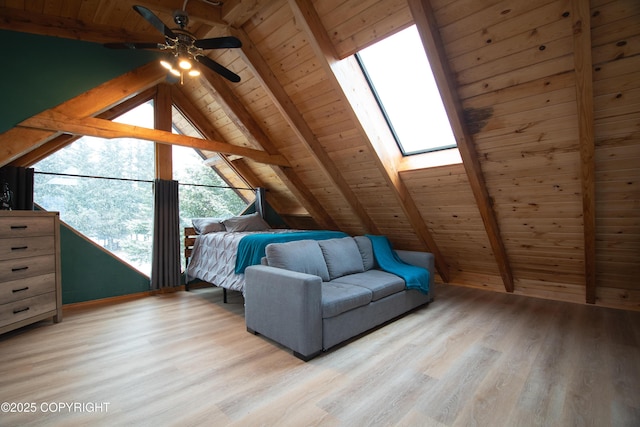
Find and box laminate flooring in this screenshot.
[1,284,638,426]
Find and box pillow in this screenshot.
[318,237,365,280]
[192,217,225,234]
[222,212,270,232]
[265,240,330,282]
[354,236,376,270]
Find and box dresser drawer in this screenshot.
[0,255,56,282]
[0,236,56,260]
[0,216,54,238]
[0,292,56,328]
[0,273,56,305]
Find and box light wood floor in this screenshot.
[1,284,639,426]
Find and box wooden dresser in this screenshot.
[0,211,62,335]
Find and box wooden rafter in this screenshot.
[571,0,597,304]
[0,7,159,44]
[407,0,514,292]
[11,134,77,168]
[197,67,339,229]
[289,0,451,282]
[231,26,381,235]
[12,88,159,168]
[17,110,290,167]
[0,62,167,167]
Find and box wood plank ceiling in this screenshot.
[0,0,637,311]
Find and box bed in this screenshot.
[183,213,347,301]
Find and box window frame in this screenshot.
[354,26,458,156]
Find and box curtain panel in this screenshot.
[151,179,180,290]
[255,187,266,219]
[0,166,34,210]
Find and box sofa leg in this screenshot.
[293,350,320,362]
[247,327,258,335]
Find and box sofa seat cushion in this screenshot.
[321,282,372,318]
[332,270,405,301]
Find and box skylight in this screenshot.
[357,25,457,155]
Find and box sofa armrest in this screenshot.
[245,265,323,359]
[395,250,435,299]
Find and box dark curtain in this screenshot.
[0,166,34,210]
[255,187,266,219]
[151,179,180,290]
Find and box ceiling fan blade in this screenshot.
[194,36,242,50]
[196,55,241,83]
[132,5,176,40]
[103,42,163,50]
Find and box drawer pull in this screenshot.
[11,266,29,272]
[13,307,30,314]
[12,286,29,293]
[11,246,29,251]
[10,225,28,230]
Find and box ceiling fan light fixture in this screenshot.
[160,59,173,70]
[106,5,241,83]
[178,58,192,70]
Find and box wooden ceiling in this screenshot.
[0,0,638,311]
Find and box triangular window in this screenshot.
[356,25,456,155]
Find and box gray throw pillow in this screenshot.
[222,212,270,232]
[266,240,330,282]
[318,237,365,280]
[192,217,226,234]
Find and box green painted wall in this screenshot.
[60,223,150,304]
[1,29,159,133]
[2,30,160,303]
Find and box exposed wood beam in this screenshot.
[11,134,76,168]
[0,7,159,43]
[17,111,290,167]
[197,67,339,230]
[230,26,381,234]
[155,83,173,180]
[289,0,450,282]
[12,88,159,168]
[0,62,167,167]
[407,0,514,291]
[571,0,597,304]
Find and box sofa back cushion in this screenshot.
[353,236,376,271]
[265,240,330,282]
[318,237,365,280]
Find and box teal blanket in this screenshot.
[366,235,430,294]
[235,230,348,274]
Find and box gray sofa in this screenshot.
[244,236,434,360]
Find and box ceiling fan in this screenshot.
[104,5,242,83]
